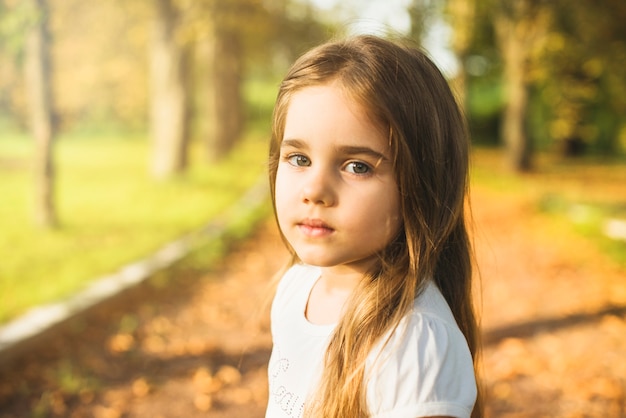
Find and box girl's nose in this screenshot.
[300,169,336,207]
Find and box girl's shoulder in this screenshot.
[374,281,471,361]
[366,281,477,418]
[384,281,472,366]
[411,280,460,326]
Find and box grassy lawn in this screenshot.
[0,131,270,324]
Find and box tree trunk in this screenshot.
[149,0,191,179]
[495,0,535,172]
[447,0,475,113]
[500,29,532,171]
[201,24,244,162]
[25,0,57,227]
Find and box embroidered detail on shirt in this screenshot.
[271,384,304,416]
[268,346,306,417]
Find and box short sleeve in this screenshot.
[366,312,477,418]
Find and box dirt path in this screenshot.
[473,186,626,417]
[1,186,625,417]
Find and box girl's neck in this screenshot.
[304,267,364,325]
[320,266,364,290]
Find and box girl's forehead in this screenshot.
[285,85,371,127]
[280,84,393,160]
[285,83,382,128]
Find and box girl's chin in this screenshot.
[295,253,376,272]
[294,252,337,268]
[296,256,331,267]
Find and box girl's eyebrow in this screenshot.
[282,139,388,162]
[337,145,389,162]
[280,138,308,149]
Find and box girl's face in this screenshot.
[274,82,402,275]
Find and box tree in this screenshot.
[458,0,626,164]
[149,0,192,179]
[493,0,549,171]
[189,0,329,162]
[445,0,475,112]
[24,0,57,226]
[534,0,626,156]
[192,1,246,162]
[147,0,330,176]
[407,0,438,45]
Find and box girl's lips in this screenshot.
[297,219,334,237]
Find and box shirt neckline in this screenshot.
[297,265,337,335]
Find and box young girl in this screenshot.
[266,35,482,418]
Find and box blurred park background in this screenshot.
[1,0,626,417]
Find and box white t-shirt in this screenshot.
[265,264,477,418]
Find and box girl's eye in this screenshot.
[345,161,371,175]
[287,154,311,167]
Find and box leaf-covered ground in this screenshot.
[1,183,625,417]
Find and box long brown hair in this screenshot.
[268,35,482,418]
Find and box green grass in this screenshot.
[538,195,626,267]
[0,131,269,323]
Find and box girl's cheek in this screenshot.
[274,168,291,202]
[276,164,296,188]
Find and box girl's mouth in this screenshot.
[298,219,334,237]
